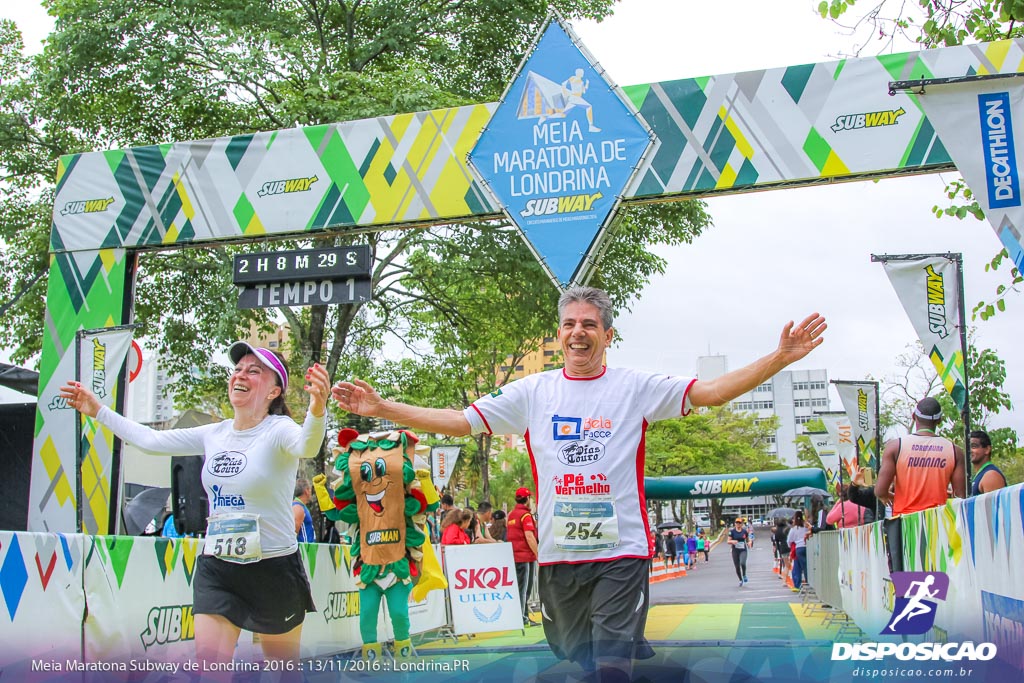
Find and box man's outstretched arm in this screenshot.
[332,378,472,436]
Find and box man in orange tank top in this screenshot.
[875,397,966,574]
[875,397,966,516]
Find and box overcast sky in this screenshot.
[3,2,1020,438]
[573,2,1022,439]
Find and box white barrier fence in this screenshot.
[832,483,1023,673]
[3,485,1022,671]
[0,534,446,670]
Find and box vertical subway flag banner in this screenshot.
[807,431,842,489]
[917,81,1024,273]
[467,15,655,287]
[76,326,135,534]
[835,381,879,469]
[880,256,967,408]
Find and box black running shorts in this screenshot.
[193,551,315,634]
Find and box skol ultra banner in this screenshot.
[442,543,523,636]
[916,81,1024,273]
[819,412,857,480]
[76,327,135,535]
[879,255,966,408]
[807,431,841,489]
[834,381,879,469]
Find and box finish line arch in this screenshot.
[31,35,1024,533]
[643,468,827,501]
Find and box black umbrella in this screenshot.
[782,486,830,499]
[766,506,797,520]
[656,521,682,530]
[123,487,171,535]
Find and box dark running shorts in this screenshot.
[539,557,654,670]
[194,551,315,634]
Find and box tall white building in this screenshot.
[125,352,176,427]
[696,356,830,467]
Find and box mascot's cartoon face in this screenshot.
[349,439,404,518]
[337,428,419,567]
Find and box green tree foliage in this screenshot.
[486,447,535,510]
[878,339,1016,450]
[796,417,827,470]
[0,0,714,475]
[818,0,1022,317]
[1001,445,1024,486]
[644,405,782,527]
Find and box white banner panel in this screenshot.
[836,522,891,636]
[836,483,1024,669]
[442,543,522,636]
[77,326,135,535]
[807,431,841,489]
[917,80,1024,273]
[835,381,878,469]
[301,542,447,652]
[880,255,967,409]
[82,535,199,663]
[29,345,86,533]
[0,532,85,669]
[81,537,447,663]
[431,446,462,490]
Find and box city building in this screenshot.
[696,355,830,468]
[688,355,832,523]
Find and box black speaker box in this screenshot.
[170,455,208,536]
[0,403,34,531]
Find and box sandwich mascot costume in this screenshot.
[312,428,444,662]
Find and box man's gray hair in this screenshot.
[558,286,614,329]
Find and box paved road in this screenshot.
[651,529,800,605]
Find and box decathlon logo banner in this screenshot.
[430,445,462,490]
[917,82,1024,272]
[467,15,654,287]
[877,255,966,409]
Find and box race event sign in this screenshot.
[442,543,522,635]
[468,15,654,287]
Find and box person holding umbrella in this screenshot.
[60,343,329,673]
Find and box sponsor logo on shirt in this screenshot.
[554,472,610,495]
[210,484,246,510]
[207,451,247,477]
[557,439,606,466]
[551,414,614,441]
[365,528,400,545]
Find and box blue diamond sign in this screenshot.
[468,16,655,288]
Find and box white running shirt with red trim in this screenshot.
[464,367,695,565]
